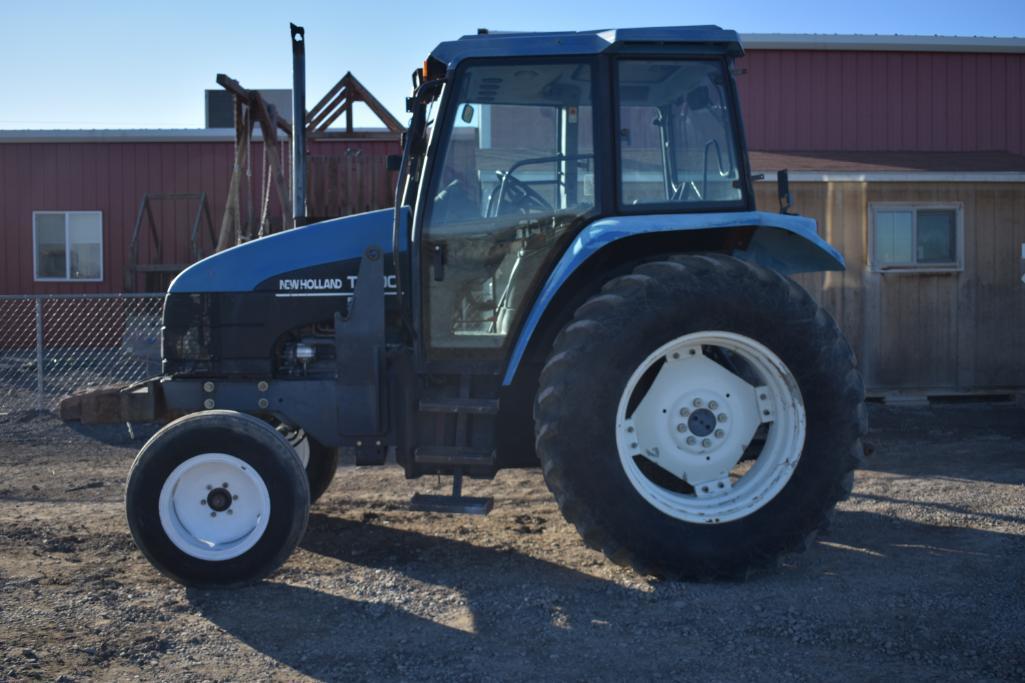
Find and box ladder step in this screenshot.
[409,493,493,515]
[418,398,499,415]
[413,446,496,467]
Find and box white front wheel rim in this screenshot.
[158,453,271,560]
[616,331,806,524]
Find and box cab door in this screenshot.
[417,60,597,360]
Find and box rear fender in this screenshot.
[502,210,844,385]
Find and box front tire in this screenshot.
[126,410,310,587]
[534,255,865,579]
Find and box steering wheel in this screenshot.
[488,170,552,216]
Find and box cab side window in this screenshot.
[618,60,742,206]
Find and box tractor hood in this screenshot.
[169,207,407,294]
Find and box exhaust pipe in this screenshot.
[290,23,307,227]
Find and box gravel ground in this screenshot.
[0,402,1023,682]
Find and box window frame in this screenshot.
[32,210,104,282]
[868,202,963,273]
[611,55,753,215]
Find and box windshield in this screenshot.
[425,62,595,234]
[617,59,743,206]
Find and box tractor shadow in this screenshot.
[186,508,1025,680]
[186,514,650,679]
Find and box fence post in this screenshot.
[35,298,44,410]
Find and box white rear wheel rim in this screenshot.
[615,331,806,524]
[158,453,271,560]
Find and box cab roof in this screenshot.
[429,26,744,69]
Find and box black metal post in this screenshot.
[290,23,307,227]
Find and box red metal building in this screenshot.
[0,131,399,295]
[1,34,1022,295]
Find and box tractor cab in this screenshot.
[400,28,754,363]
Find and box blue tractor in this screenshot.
[124,26,865,586]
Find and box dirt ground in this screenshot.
[0,402,1023,682]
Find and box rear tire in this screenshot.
[126,410,310,587]
[534,254,865,579]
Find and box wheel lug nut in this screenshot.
[701,438,712,448]
[718,413,727,422]
[693,398,703,407]
[227,509,234,515]
[708,400,718,410]
[714,429,725,438]
[686,436,696,445]
[206,484,212,490]
[200,500,207,506]
[222,482,229,488]
[232,494,239,500]
[679,408,690,417]
[676,423,687,433]
[627,426,634,433]
[210,511,216,517]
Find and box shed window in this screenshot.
[33,211,103,281]
[870,204,961,271]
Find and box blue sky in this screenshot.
[0,0,1022,130]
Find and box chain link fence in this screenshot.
[0,294,164,413]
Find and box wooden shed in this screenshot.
[734,34,1025,396]
[751,152,1025,396]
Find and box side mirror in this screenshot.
[778,169,794,215]
[386,154,402,172]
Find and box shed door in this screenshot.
[864,272,960,391]
[863,204,962,392]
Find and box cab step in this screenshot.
[413,446,496,467]
[410,469,493,515]
[417,397,499,415]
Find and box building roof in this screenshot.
[740,33,1025,54]
[0,128,397,144]
[751,150,1025,173]
[750,150,1025,182]
[430,26,743,68]
[429,29,1025,68]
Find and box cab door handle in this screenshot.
[432,243,446,282]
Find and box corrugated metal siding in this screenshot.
[0,139,399,294]
[737,50,1025,156]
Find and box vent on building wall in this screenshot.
[204,89,292,128]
